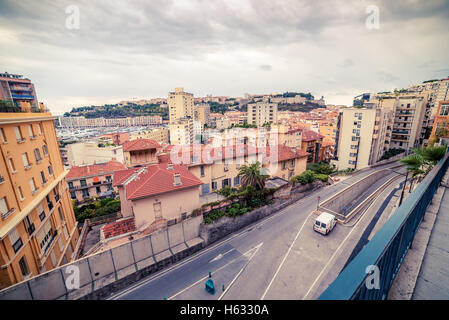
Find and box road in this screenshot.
[109,162,404,300]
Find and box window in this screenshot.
[18,186,25,201]
[70,191,76,199]
[40,171,47,184]
[8,158,16,172]
[28,125,35,139]
[58,207,64,222]
[212,181,217,190]
[29,178,37,194]
[42,145,48,156]
[82,189,89,198]
[34,148,42,162]
[48,166,53,176]
[37,220,53,251]
[0,197,13,218]
[19,256,30,278]
[24,215,34,235]
[37,202,45,221]
[68,181,74,189]
[0,128,7,143]
[50,250,56,267]
[80,179,87,187]
[58,238,63,252]
[63,225,69,240]
[14,126,24,142]
[37,123,42,135]
[200,165,205,177]
[96,186,101,194]
[9,227,23,253]
[440,104,449,116]
[234,176,240,186]
[22,153,31,169]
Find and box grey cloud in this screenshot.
[259,64,272,71]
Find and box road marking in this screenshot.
[111,165,395,300]
[209,249,235,263]
[168,243,262,300]
[260,210,315,300]
[302,180,394,299]
[218,242,263,300]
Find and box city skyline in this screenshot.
[1,0,449,114]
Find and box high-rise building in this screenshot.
[247,102,278,127]
[168,88,195,144]
[0,91,79,289]
[0,72,38,112]
[194,103,211,126]
[168,88,194,124]
[332,105,392,171]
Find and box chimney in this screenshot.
[173,173,182,186]
[167,163,174,170]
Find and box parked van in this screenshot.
[313,212,337,235]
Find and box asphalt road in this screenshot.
[109,162,403,300]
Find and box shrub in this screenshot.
[315,174,329,182]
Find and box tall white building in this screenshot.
[168,88,195,145]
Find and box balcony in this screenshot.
[17,138,26,144]
[43,230,58,255]
[0,100,47,113]
[1,208,15,220]
[39,211,45,221]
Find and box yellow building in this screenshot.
[130,127,169,144]
[168,87,194,124]
[0,105,79,290]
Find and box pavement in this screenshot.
[412,173,449,300]
[108,162,404,300]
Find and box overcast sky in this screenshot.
[1,0,449,115]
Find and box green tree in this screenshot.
[238,161,269,191]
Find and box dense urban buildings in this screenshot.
[0,72,38,111]
[0,100,79,289]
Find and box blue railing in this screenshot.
[319,151,449,300]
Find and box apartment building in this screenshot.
[390,94,427,151]
[332,106,392,171]
[0,105,79,289]
[58,116,162,128]
[60,142,124,167]
[194,103,211,126]
[247,102,278,127]
[164,144,308,195]
[300,129,326,164]
[123,139,161,168]
[429,101,449,144]
[0,72,38,111]
[168,88,195,145]
[130,127,169,144]
[66,161,126,203]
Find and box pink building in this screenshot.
[113,163,202,233]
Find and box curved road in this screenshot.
[109,162,404,300]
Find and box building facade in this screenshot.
[247,103,278,127]
[0,110,79,289]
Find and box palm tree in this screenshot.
[238,161,269,191]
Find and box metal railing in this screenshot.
[319,151,449,300]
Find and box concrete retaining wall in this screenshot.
[320,169,391,216]
[200,181,325,246]
[0,215,204,300]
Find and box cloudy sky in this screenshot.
[1,0,449,115]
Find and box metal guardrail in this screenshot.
[319,151,449,300]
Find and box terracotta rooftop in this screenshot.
[122,163,203,200]
[113,167,142,187]
[123,139,161,152]
[301,129,324,142]
[102,217,136,239]
[67,161,127,180]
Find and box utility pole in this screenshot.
[399,170,409,206]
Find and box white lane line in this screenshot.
[260,210,316,300]
[169,243,262,300]
[218,242,263,300]
[111,165,386,300]
[302,181,392,300]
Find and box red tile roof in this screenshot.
[123,139,161,152]
[102,217,135,239]
[113,168,142,187]
[124,163,203,200]
[301,129,324,142]
[67,161,126,180]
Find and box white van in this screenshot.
[313,212,337,235]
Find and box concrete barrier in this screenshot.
[0,216,204,300]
